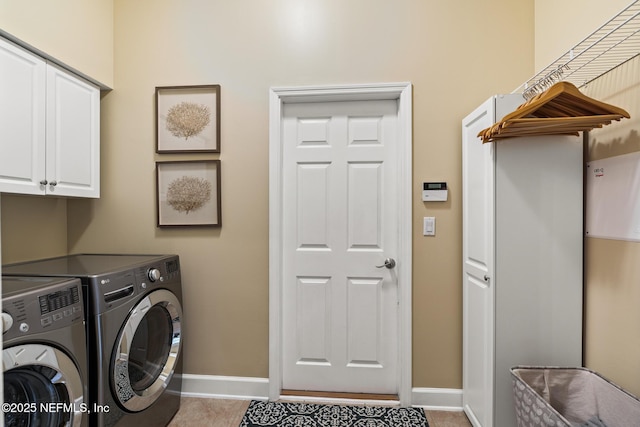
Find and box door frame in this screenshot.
[268,82,413,405]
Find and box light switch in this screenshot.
[423,217,435,236]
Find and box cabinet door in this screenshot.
[462,97,496,427]
[0,38,47,195]
[46,65,100,198]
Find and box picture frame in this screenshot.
[156,160,222,227]
[156,85,220,153]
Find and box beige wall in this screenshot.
[534,0,630,71]
[76,0,533,386]
[4,0,638,397]
[1,196,68,262]
[0,0,114,87]
[2,0,535,388]
[534,0,640,397]
[582,57,640,397]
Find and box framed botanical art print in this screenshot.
[156,160,222,227]
[156,85,220,153]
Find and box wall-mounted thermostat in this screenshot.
[422,182,448,202]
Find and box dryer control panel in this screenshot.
[90,255,181,314]
[1,277,84,341]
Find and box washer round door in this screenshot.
[3,343,85,427]
[112,289,182,412]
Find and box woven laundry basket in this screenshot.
[511,367,640,427]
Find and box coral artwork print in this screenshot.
[156,85,220,153]
[165,101,211,140]
[166,175,212,214]
[156,159,221,226]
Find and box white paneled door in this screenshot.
[281,99,400,394]
[462,97,497,427]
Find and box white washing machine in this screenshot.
[3,254,184,427]
[2,276,88,427]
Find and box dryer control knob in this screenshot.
[1,312,13,333]
[148,268,161,282]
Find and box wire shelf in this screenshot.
[514,0,640,99]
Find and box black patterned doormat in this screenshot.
[239,400,429,427]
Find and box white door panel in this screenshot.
[462,97,496,427]
[282,100,398,394]
[348,162,384,249]
[295,276,332,365]
[0,38,46,194]
[46,65,100,197]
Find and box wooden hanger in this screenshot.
[479,81,630,142]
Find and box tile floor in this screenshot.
[167,397,473,427]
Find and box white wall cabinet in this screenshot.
[0,37,100,198]
[462,94,583,427]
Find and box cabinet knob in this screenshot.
[49,181,57,187]
[40,180,48,185]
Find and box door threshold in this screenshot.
[280,390,400,406]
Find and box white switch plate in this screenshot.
[423,217,435,236]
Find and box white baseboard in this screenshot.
[181,374,269,400]
[180,374,462,411]
[411,387,463,411]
